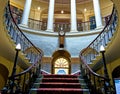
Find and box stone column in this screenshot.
[46,0,55,31]
[93,0,103,28]
[70,0,77,32]
[21,0,32,26]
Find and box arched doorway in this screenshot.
[112,65,120,78]
[112,65,120,94]
[52,49,71,74]
[0,64,9,89]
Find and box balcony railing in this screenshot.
[10,6,110,32]
[27,16,110,32]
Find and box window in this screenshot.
[54,57,69,74]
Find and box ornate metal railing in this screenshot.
[10,6,110,32]
[5,3,43,64]
[79,6,117,94]
[80,7,117,65]
[27,16,110,32]
[28,18,47,31]
[2,1,43,93]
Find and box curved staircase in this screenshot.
[30,74,89,94]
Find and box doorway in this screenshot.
[52,49,71,74]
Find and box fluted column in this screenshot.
[93,0,103,28]
[46,0,55,32]
[70,0,77,32]
[21,0,32,26]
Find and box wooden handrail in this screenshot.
[1,1,44,93]
[80,5,116,76]
[80,56,106,79]
[79,4,117,90]
[79,6,117,93]
[7,0,43,77]
[14,55,42,77]
[80,6,115,55]
[8,2,42,54]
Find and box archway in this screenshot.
[0,64,9,89]
[112,65,120,78]
[52,49,71,74]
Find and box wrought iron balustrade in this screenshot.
[2,1,43,93]
[9,7,110,32]
[79,6,118,94]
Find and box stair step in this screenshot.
[30,88,87,94]
[79,78,86,83]
[42,78,79,83]
[34,82,81,88]
[43,74,78,78]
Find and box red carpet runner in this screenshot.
[30,74,89,94]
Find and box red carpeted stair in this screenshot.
[30,74,89,94]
